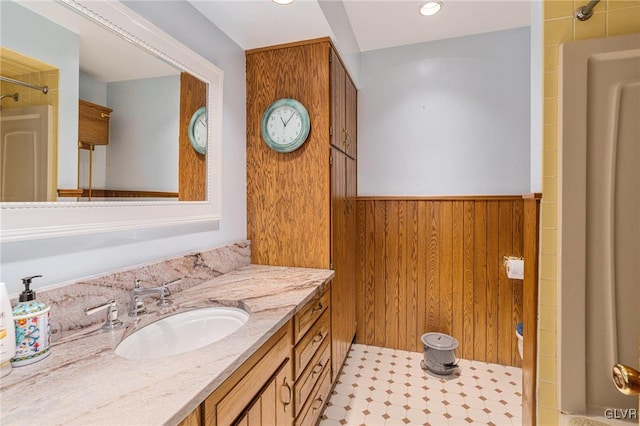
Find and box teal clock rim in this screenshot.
[188,106,207,155]
[261,98,311,153]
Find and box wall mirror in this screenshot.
[0,0,222,242]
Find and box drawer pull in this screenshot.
[312,396,324,412]
[312,302,323,313]
[281,377,292,411]
[100,112,110,118]
[312,332,323,345]
[312,361,324,377]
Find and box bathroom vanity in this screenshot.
[0,263,334,425]
[179,284,332,426]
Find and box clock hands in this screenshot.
[284,112,295,126]
[280,112,296,129]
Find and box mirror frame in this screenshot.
[0,0,222,243]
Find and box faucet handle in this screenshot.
[86,300,124,331]
[157,278,180,307]
[161,278,182,296]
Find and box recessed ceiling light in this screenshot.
[271,0,295,5]
[419,1,442,16]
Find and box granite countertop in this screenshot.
[0,265,334,426]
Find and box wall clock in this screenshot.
[188,106,207,155]
[261,98,310,153]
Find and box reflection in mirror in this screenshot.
[0,47,57,202]
[0,0,207,202]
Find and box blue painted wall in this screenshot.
[358,27,531,195]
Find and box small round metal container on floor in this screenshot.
[421,332,459,375]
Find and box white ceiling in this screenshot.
[190,0,531,53]
[17,0,531,83]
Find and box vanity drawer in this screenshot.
[294,308,330,380]
[294,286,329,343]
[294,338,330,417]
[295,361,332,426]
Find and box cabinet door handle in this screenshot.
[312,302,323,313]
[312,361,324,377]
[342,129,351,147]
[312,332,324,345]
[312,395,324,412]
[281,376,292,410]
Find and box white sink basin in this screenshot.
[115,307,250,360]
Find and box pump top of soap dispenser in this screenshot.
[13,275,47,317]
[18,275,42,302]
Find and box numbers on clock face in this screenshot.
[266,106,302,145]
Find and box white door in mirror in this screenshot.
[188,106,207,155]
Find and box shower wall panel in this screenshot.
[560,32,640,415]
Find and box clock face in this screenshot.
[266,106,303,146]
[261,98,310,153]
[188,107,207,155]
[193,115,207,148]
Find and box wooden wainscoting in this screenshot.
[356,196,524,367]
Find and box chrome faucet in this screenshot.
[128,278,180,317]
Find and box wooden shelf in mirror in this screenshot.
[79,99,112,146]
[79,189,179,198]
[57,189,178,199]
[57,189,84,198]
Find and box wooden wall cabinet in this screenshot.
[246,38,358,388]
[78,99,112,148]
[329,46,358,380]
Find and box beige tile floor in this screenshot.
[320,343,522,426]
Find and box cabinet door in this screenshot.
[345,156,357,343]
[331,147,356,380]
[214,327,291,425]
[345,77,357,159]
[330,48,346,153]
[233,359,294,426]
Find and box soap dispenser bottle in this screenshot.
[12,275,51,366]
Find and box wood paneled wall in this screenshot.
[179,72,206,201]
[356,196,524,367]
[246,39,332,269]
